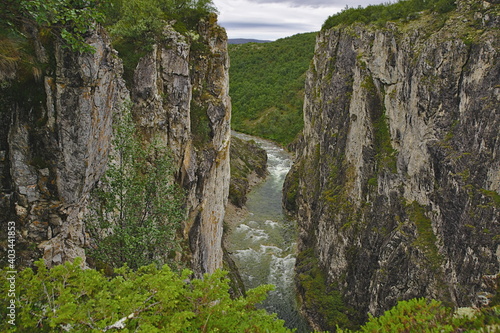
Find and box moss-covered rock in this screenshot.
[228,136,268,207]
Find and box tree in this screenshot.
[337,298,500,333]
[0,0,107,53]
[87,103,186,270]
[0,259,292,332]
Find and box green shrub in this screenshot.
[0,258,292,332]
[373,113,398,173]
[1,0,107,53]
[338,297,500,333]
[406,201,443,272]
[322,0,457,30]
[87,103,185,270]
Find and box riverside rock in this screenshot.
[284,2,499,330]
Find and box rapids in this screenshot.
[227,133,310,332]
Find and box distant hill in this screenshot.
[228,32,317,146]
[228,38,272,44]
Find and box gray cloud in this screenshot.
[249,0,386,8]
[213,0,390,40]
[221,21,313,30]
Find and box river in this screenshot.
[226,132,310,332]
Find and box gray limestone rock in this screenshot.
[1,17,231,276]
[284,4,499,330]
[1,26,127,267]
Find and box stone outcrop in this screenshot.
[0,26,127,267]
[131,17,231,275]
[1,16,231,275]
[285,2,499,330]
[228,135,268,208]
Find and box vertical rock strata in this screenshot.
[132,18,231,275]
[0,17,230,276]
[285,4,499,329]
[1,27,127,267]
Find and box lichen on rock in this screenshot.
[284,3,500,330]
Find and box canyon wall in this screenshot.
[130,17,231,275]
[0,17,231,275]
[0,26,127,267]
[284,2,499,330]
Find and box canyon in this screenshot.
[0,1,499,331]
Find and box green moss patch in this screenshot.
[406,201,444,272]
[296,249,352,331]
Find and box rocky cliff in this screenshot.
[228,135,268,208]
[129,17,231,275]
[0,16,231,275]
[284,1,499,330]
[0,25,127,267]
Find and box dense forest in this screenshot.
[229,32,316,146]
[323,0,457,29]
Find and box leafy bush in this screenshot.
[322,0,457,30]
[87,103,185,270]
[104,0,217,39]
[1,0,107,53]
[338,298,500,333]
[0,258,293,332]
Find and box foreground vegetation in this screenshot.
[338,298,500,333]
[0,259,292,332]
[229,32,316,146]
[2,260,497,332]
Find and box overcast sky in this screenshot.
[212,0,388,40]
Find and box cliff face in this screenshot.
[285,2,499,329]
[131,18,231,275]
[0,17,231,275]
[0,26,127,267]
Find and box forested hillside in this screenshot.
[229,32,316,146]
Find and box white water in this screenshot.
[227,132,310,332]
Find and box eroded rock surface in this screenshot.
[1,17,231,276]
[284,3,499,330]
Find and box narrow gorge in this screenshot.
[0,0,499,331]
[226,132,310,332]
